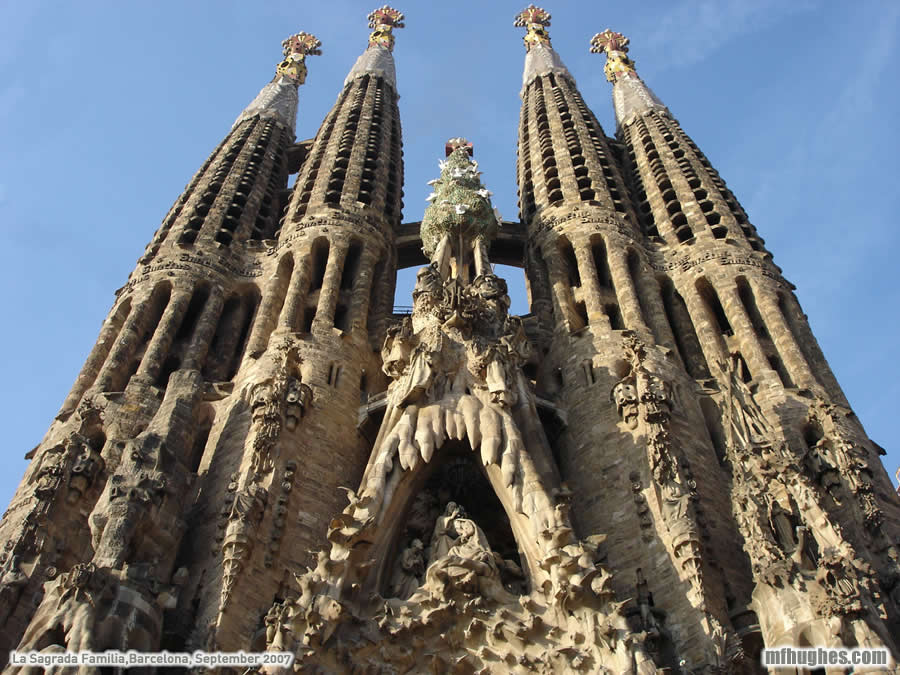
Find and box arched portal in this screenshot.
[369,440,532,601]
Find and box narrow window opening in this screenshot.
[334,304,349,332]
[735,352,752,383]
[573,301,588,329]
[341,241,362,290]
[228,292,258,380]
[660,278,710,379]
[768,355,794,388]
[590,236,612,289]
[582,360,595,385]
[605,304,624,330]
[697,279,732,336]
[176,287,210,341]
[157,355,181,389]
[699,397,727,463]
[559,237,580,288]
[302,306,316,333]
[189,417,213,473]
[360,371,368,403]
[310,238,330,291]
[327,363,342,387]
[736,278,768,339]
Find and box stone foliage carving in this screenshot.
[362,147,545,523]
[805,397,882,528]
[613,335,703,592]
[244,338,311,477]
[13,372,201,656]
[15,562,188,654]
[263,495,655,674]
[718,357,896,654]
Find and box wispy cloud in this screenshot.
[638,0,820,70]
[750,5,900,212]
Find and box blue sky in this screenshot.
[1,0,898,509]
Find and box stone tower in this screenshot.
[1,5,899,673]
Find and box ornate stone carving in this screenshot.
[265,461,297,569]
[14,561,188,654]
[257,143,658,673]
[67,443,104,503]
[717,359,897,655]
[805,397,882,528]
[244,338,310,477]
[615,335,702,589]
[221,481,268,610]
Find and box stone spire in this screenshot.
[514,5,574,95]
[234,32,322,130]
[590,29,668,130]
[344,5,404,91]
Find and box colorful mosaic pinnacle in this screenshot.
[276,32,322,84]
[514,5,552,51]
[368,6,405,51]
[590,29,637,83]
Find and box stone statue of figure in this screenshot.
[720,356,772,449]
[390,538,424,600]
[422,515,514,604]
[429,502,466,564]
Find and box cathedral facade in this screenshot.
[1,6,898,673]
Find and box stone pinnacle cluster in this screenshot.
[1,5,898,673]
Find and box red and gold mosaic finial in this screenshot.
[514,5,552,51]
[368,6,405,51]
[590,29,637,83]
[276,32,322,85]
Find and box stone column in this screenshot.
[182,289,225,371]
[137,286,194,382]
[633,270,678,352]
[206,299,252,382]
[756,289,817,390]
[572,240,607,326]
[313,242,348,329]
[717,282,773,381]
[94,295,156,392]
[680,286,728,373]
[607,248,650,333]
[544,241,586,332]
[60,301,132,414]
[349,249,379,332]
[246,254,294,356]
[280,251,312,331]
[473,238,491,278]
[525,246,554,336]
